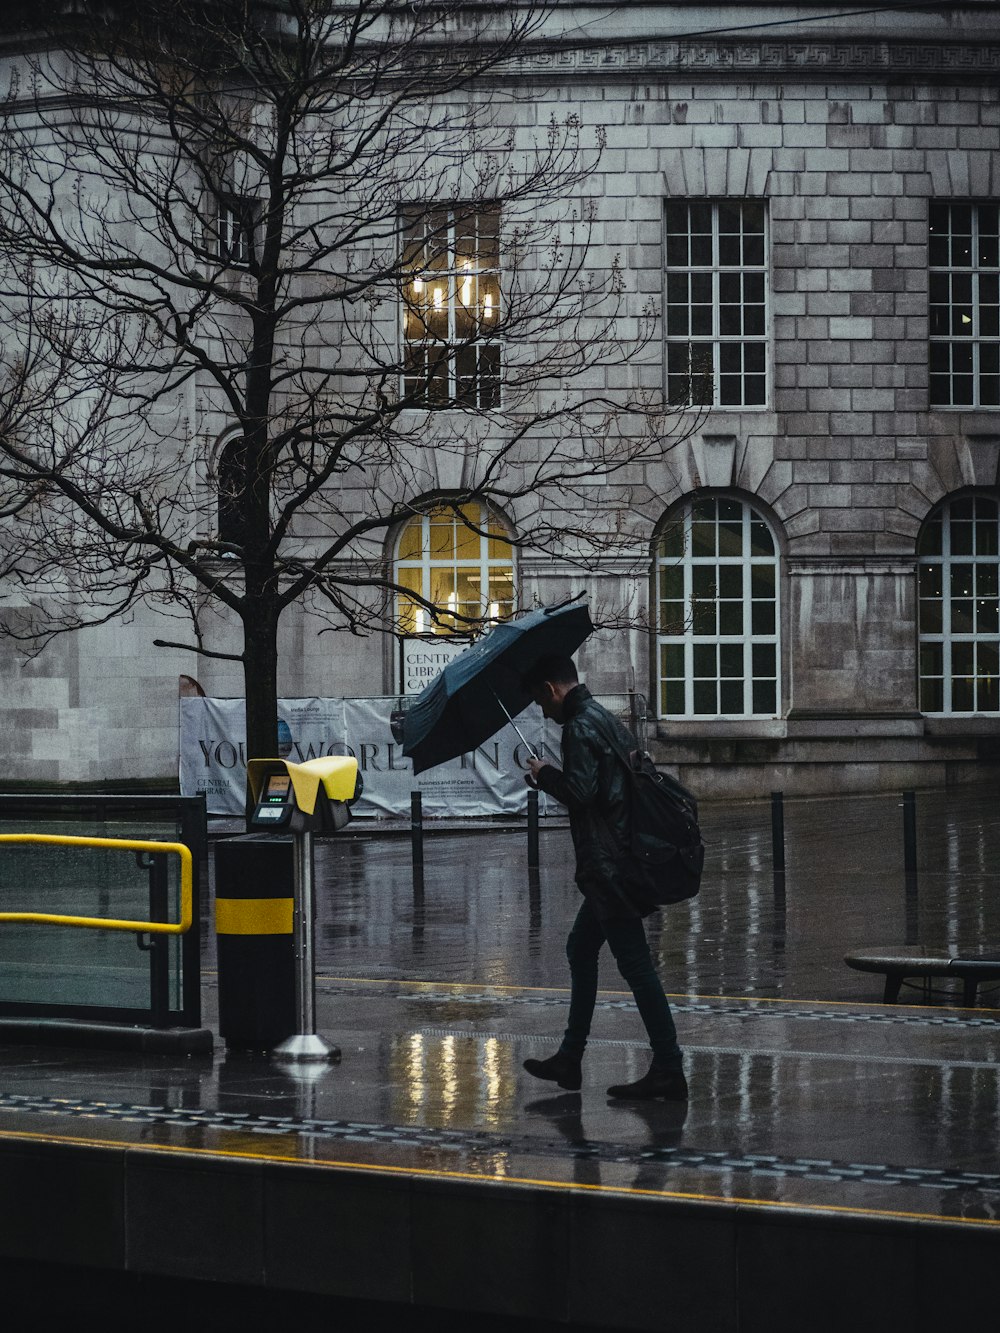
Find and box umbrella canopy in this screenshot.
[399,601,594,775]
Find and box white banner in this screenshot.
[179,696,564,818]
[400,638,469,695]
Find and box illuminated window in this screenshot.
[395,504,514,636]
[918,495,1000,714]
[656,497,780,717]
[401,206,501,409]
[929,203,1000,408]
[664,200,768,408]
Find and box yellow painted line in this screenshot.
[0,834,192,934]
[0,1125,994,1230]
[317,975,576,994]
[215,897,293,935]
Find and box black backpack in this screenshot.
[626,751,705,904]
[597,721,705,905]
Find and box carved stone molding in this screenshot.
[788,559,917,575]
[510,40,1000,80]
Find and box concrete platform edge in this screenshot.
[0,1134,996,1333]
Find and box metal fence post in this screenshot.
[902,790,918,943]
[902,790,917,881]
[411,790,424,886]
[527,789,539,869]
[770,791,786,900]
[273,829,339,1063]
[147,851,169,1029]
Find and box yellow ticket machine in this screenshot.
[216,754,360,1062]
[247,755,360,834]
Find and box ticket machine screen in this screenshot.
[264,774,291,803]
[250,771,294,827]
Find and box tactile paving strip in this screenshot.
[0,1090,997,1194]
[314,981,1000,1028]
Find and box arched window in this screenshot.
[918,494,1000,714]
[217,439,246,549]
[656,496,780,718]
[395,503,515,636]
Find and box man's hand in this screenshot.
[525,756,547,788]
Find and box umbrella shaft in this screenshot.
[491,691,538,760]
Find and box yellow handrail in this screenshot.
[0,834,193,934]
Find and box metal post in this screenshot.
[273,830,339,1062]
[903,790,919,944]
[902,790,917,879]
[137,849,169,1029]
[148,852,169,1029]
[527,788,539,869]
[411,789,424,870]
[770,791,786,898]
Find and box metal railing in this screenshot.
[0,793,206,1029]
[0,834,193,934]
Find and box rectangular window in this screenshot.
[218,195,256,268]
[929,202,1000,408]
[657,498,780,719]
[918,496,1000,714]
[401,206,501,410]
[664,200,768,408]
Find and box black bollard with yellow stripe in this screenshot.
[215,836,296,1050]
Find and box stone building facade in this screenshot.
[2,3,999,796]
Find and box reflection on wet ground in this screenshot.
[2,984,999,1226]
[273,782,1000,1006]
[0,783,997,1232]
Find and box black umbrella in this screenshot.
[399,600,594,775]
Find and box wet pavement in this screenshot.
[0,783,998,1328]
[4,982,999,1224]
[271,781,1000,1005]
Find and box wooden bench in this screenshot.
[844,946,1000,1007]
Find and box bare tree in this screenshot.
[0,0,692,759]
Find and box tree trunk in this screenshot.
[243,612,280,762]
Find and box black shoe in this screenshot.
[607,1063,688,1101]
[523,1051,582,1092]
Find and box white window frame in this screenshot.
[656,497,780,719]
[918,494,1000,715]
[664,200,769,409]
[394,503,515,638]
[929,202,1000,409]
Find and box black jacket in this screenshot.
[533,685,652,920]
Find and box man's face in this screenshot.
[530,681,564,723]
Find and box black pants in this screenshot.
[559,898,682,1068]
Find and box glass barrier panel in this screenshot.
[0,800,203,1025]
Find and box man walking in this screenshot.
[521,654,687,1101]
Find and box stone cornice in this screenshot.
[788,558,917,575]
[508,38,1000,81]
